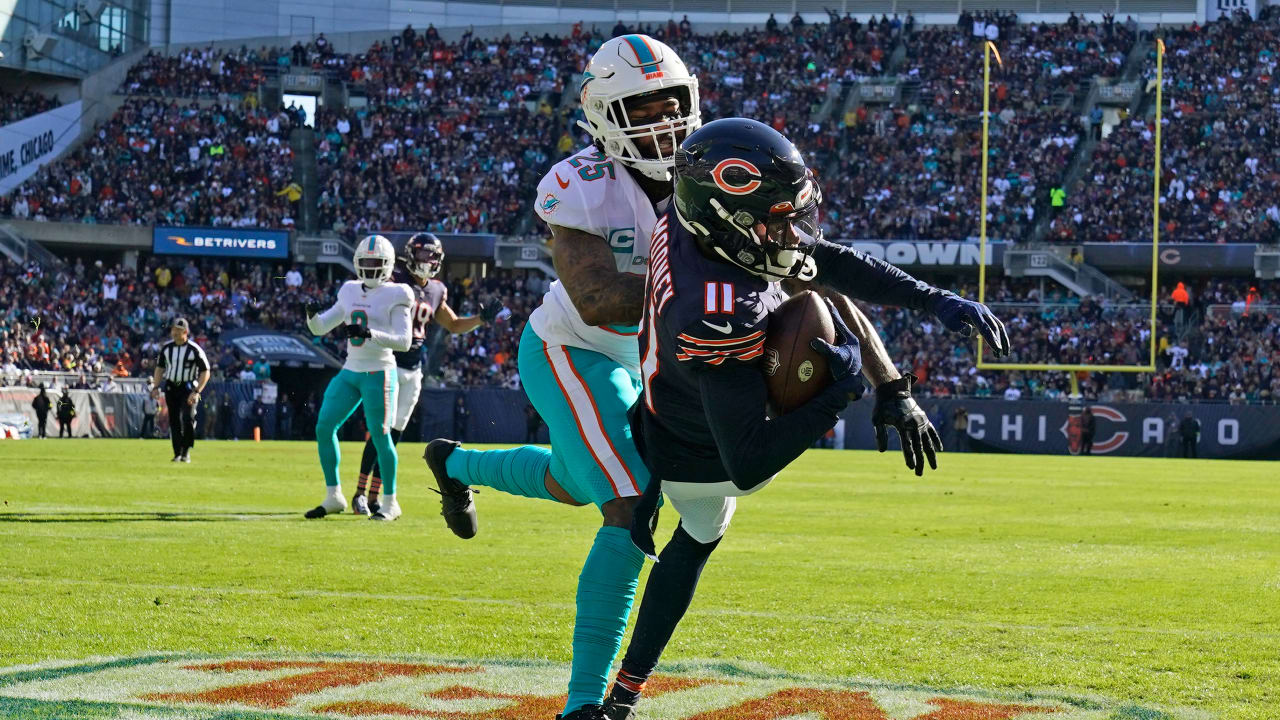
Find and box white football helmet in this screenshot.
[353,235,395,287]
[578,34,701,182]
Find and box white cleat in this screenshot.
[370,495,401,522]
[304,491,348,519]
[352,494,370,516]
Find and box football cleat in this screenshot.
[602,698,637,720]
[370,496,401,521]
[557,705,607,720]
[170,455,180,462]
[424,439,477,539]
[180,452,191,463]
[304,492,347,519]
[352,494,370,516]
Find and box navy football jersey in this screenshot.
[636,209,790,484]
[395,271,447,370]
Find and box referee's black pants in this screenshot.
[165,384,197,458]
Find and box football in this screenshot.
[762,290,835,416]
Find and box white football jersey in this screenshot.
[309,280,414,373]
[528,145,664,377]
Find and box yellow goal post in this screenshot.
[975,39,1166,380]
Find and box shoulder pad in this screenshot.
[532,147,617,236]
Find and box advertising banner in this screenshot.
[417,390,1280,460]
[220,328,341,369]
[0,101,83,195]
[0,387,142,438]
[841,240,1007,267]
[864,398,1280,460]
[1207,0,1256,20]
[1083,242,1258,274]
[153,226,290,259]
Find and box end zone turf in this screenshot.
[0,441,1275,719]
[0,654,1195,719]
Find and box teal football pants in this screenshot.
[316,368,399,494]
[444,324,649,715]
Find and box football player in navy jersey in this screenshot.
[603,118,1010,718]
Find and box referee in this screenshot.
[150,318,210,463]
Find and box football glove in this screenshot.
[342,323,372,340]
[808,299,865,401]
[930,291,1011,358]
[872,373,943,477]
[480,298,509,323]
[304,301,322,319]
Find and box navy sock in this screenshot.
[617,524,720,685]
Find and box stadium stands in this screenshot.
[1055,7,1280,243]
[2,13,1223,243]
[2,14,1279,407]
[0,99,303,227]
[3,252,1275,405]
[0,89,61,125]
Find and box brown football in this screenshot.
[762,290,835,416]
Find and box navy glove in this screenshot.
[304,301,321,319]
[480,297,509,323]
[342,323,372,340]
[872,373,942,477]
[808,299,865,401]
[930,292,1011,357]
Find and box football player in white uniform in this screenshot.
[350,233,507,520]
[304,235,414,521]
[422,34,700,719]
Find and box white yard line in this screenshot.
[5,575,1277,642]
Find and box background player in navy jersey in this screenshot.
[603,118,1011,719]
[350,232,506,520]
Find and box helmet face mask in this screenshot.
[578,35,701,182]
[400,232,444,284]
[354,235,395,288]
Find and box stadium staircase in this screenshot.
[1003,246,1137,302]
[495,239,556,278]
[0,224,65,272]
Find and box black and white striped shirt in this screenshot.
[158,340,210,385]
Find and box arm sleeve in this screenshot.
[156,347,167,368]
[811,239,945,312]
[674,322,766,366]
[697,363,848,491]
[368,299,412,352]
[306,302,345,336]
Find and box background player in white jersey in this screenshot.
[422,34,699,719]
[303,235,414,521]
[350,233,507,520]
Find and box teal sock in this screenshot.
[445,446,556,501]
[564,526,645,715]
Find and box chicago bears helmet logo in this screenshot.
[711,159,762,195]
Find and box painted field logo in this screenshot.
[0,655,1185,719]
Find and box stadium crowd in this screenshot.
[0,13,1211,245]
[0,89,61,125]
[0,99,304,228]
[1054,7,1280,243]
[876,277,1279,404]
[3,251,1276,405]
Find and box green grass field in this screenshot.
[0,440,1276,720]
